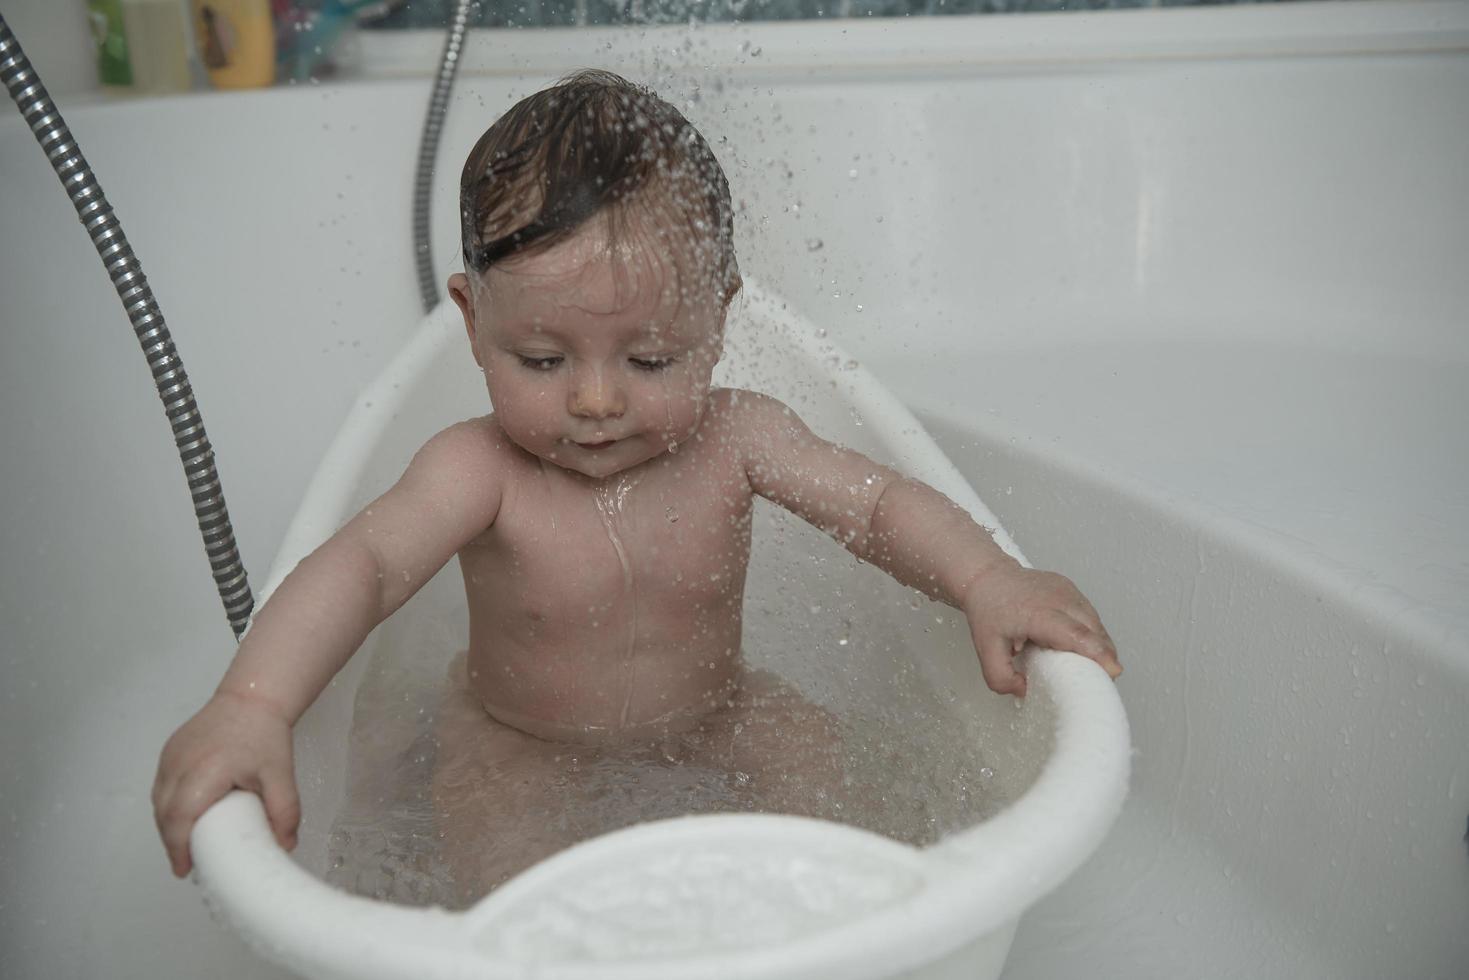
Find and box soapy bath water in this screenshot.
[324,622,1002,910]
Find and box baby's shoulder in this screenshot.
[705,387,793,422]
[408,415,528,484]
[703,387,807,440]
[419,414,506,456]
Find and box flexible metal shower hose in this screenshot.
[412,0,477,312]
[0,13,255,639]
[2,2,476,636]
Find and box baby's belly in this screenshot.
[463,625,743,744]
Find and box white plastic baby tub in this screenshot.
[189,282,1130,980]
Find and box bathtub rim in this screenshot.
[906,370,1469,678]
[190,283,1130,979]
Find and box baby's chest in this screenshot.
[485,470,754,612]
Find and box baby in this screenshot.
[153,70,1120,897]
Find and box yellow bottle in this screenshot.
[190,0,274,89]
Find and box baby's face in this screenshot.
[449,216,727,480]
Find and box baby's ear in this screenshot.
[713,277,741,362]
[447,273,482,368]
[721,273,744,308]
[709,311,729,366]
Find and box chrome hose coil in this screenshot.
[1,13,254,638]
[412,0,476,312]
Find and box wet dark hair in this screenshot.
[459,69,740,299]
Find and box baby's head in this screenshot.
[448,70,740,479]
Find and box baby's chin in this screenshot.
[536,436,670,480]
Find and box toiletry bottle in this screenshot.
[87,0,134,87]
[121,0,193,94]
[190,0,275,89]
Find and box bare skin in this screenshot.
[153,213,1121,883]
[431,652,844,900]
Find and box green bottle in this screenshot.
[87,0,134,86]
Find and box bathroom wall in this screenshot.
[3,1,96,98]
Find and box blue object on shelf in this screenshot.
[276,0,396,83]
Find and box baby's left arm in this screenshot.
[734,391,1120,696]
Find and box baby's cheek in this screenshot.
[492,370,549,406]
[489,378,557,439]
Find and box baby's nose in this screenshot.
[568,368,626,419]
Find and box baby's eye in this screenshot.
[629,356,677,372]
[516,354,563,372]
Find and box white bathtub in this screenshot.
[2,2,1466,977]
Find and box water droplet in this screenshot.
[979,767,995,779]
[806,238,824,252]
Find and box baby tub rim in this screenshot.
[191,282,1130,979]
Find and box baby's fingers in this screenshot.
[259,764,301,852]
[1034,609,1122,679]
[976,633,1027,698]
[157,771,232,878]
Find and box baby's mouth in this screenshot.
[574,438,620,451]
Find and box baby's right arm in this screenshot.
[152,420,505,877]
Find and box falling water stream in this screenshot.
[592,472,643,728]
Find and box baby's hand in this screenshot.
[961,563,1121,697]
[152,691,299,878]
